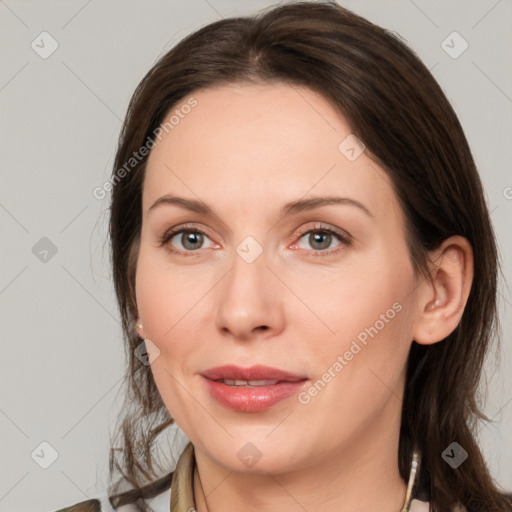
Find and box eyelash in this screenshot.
[158,223,352,257]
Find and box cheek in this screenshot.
[292,260,410,349]
[134,245,210,348]
[134,248,207,427]
[310,292,410,389]
[293,253,415,397]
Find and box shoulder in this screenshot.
[52,484,172,512]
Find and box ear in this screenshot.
[412,235,474,345]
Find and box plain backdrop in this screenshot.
[0,1,511,510]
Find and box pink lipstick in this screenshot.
[202,364,308,412]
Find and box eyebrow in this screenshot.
[148,194,373,218]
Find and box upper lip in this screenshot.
[202,364,307,382]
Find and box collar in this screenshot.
[169,442,431,512]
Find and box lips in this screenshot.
[201,364,308,412]
[202,364,306,382]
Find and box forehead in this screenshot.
[143,82,397,220]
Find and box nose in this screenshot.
[214,247,286,341]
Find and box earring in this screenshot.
[136,319,143,329]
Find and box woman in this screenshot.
[56,1,512,511]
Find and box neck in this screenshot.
[193,402,407,512]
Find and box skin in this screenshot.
[134,82,473,512]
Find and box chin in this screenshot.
[197,433,309,474]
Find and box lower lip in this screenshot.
[203,377,308,412]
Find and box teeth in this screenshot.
[219,379,279,387]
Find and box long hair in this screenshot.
[107,2,511,510]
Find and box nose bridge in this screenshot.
[214,240,284,338]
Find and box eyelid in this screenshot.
[294,222,351,241]
[159,223,218,255]
[290,222,352,254]
[159,222,352,255]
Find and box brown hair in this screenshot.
[107,2,511,511]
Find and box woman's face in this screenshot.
[135,82,422,474]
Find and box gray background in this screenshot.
[0,0,510,510]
